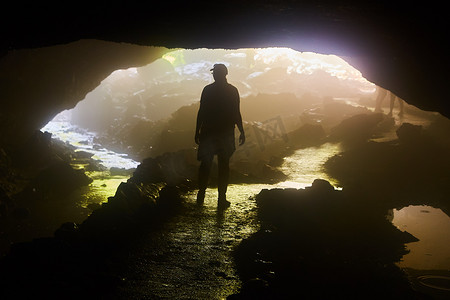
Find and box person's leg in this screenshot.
[375,89,387,113]
[388,93,395,116]
[217,153,230,206]
[398,98,404,116]
[197,155,213,203]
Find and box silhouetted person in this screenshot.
[388,92,404,117]
[375,87,404,117]
[374,87,387,113]
[195,64,245,208]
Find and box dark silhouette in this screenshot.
[375,87,404,117]
[388,92,404,117]
[195,64,245,207]
[374,87,387,113]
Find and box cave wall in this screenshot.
[0,1,449,149]
[0,40,169,148]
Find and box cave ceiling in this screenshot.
[1,1,449,127]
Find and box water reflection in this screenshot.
[42,118,139,170]
[223,143,342,213]
[393,205,450,270]
[42,118,139,209]
[75,171,130,209]
[42,118,450,276]
[278,142,342,189]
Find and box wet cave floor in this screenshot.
[1,165,449,299]
[83,183,450,300]
[93,152,449,297]
[114,190,259,299]
[1,112,450,299]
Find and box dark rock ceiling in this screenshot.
[1,1,449,125]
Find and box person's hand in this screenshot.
[195,132,200,145]
[239,132,245,146]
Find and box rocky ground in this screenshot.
[233,180,421,299]
[0,102,449,299]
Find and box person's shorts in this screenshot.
[197,134,235,161]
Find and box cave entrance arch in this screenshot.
[44,47,382,162]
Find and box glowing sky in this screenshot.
[162,47,376,92]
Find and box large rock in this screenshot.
[131,150,198,187]
[396,122,423,144]
[26,161,92,200]
[289,123,326,146]
[329,113,384,145]
[234,181,421,298]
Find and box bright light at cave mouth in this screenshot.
[161,47,375,92]
[41,47,376,171]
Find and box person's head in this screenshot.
[210,63,228,81]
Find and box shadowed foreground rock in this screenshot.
[0,157,183,299]
[328,112,385,146]
[325,118,450,213]
[232,179,423,299]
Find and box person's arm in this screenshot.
[195,111,202,145]
[195,89,205,145]
[237,114,245,146]
[235,89,245,146]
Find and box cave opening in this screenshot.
[1,44,450,298]
[0,0,449,295]
[43,47,379,163]
[41,46,379,205]
[41,46,436,199]
[39,47,450,277]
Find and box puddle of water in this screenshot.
[417,275,450,292]
[43,118,450,274]
[201,142,345,253]
[393,205,450,270]
[77,172,130,208]
[278,142,342,189]
[40,116,450,298]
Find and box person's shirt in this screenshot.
[198,81,241,137]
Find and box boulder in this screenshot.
[308,178,335,193]
[289,123,326,147]
[235,181,420,299]
[329,113,384,145]
[29,161,93,199]
[109,181,159,214]
[157,185,182,208]
[396,122,422,144]
[131,157,165,184]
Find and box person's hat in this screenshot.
[210,63,228,75]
